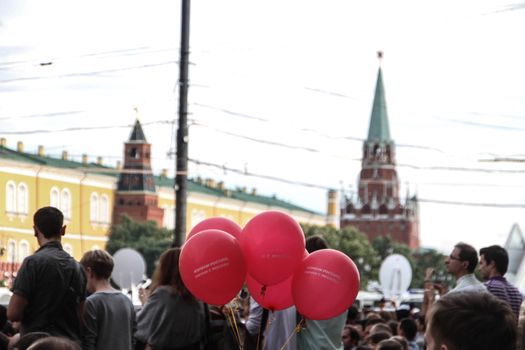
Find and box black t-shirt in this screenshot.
[11,240,86,340]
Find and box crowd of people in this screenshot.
[1,206,524,350]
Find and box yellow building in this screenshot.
[0,124,332,276]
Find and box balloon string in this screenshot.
[229,304,244,350]
[224,307,238,348]
[256,286,267,350]
[255,284,268,350]
[228,306,242,350]
[279,317,304,350]
[229,304,243,350]
[256,308,269,350]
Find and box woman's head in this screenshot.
[151,247,194,301]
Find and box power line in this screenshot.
[479,157,525,163]
[6,143,525,206]
[190,159,525,208]
[397,163,525,174]
[0,110,84,121]
[435,117,525,132]
[191,121,335,155]
[0,46,154,68]
[188,158,335,190]
[418,198,525,208]
[192,102,447,150]
[0,120,174,135]
[191,121,525,173]
[0,60,183,84]
[304,86,354,99]
[417,181,525,188]
[5,118,524,175]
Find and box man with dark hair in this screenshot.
[342,325,360,350]
[444,242,485,294]
[397,318,420,350]
[7,207,86,342]
[479,245,522,319]
[425,292,516,350]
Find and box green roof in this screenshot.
[0,145,319,215]
[367,67,392,142]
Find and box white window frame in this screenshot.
[6,181,16,214]
[7,239,17,263]
[50,187,60,209]
[17,182,29,214]
[18,240,30,263]
[61,188,72,220]
[90,192,99,223]
[99,194,109,224]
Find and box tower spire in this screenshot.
[129,119,147,142]
[367,51,391,142]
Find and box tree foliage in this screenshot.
[301,224,446,289]
[301,224,380,288]
[106,215,172,276]
[412,247,450,289]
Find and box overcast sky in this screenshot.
[1,0,525,253]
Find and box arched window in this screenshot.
[7,240,16,263]
[50,187,60,208]
[18,240,30,262]
[17,183,28,214]
[90,193,99,223]
[100,194,109,223]
[61,188,71,219]
[6,181,16,213]
[63,243,73,256]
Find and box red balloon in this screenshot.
[241,211,305,286]
[292,249,360,320]
[187,217,242,241]
[303,249,309,259]
[180,229,246,305]
[247,274,294,311]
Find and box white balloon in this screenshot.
[111,248,147,289]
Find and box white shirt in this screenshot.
[448,273,487,294]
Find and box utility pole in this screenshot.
[173,0,191,247]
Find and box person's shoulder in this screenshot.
[112,291,134,305]
[90,291,131,303]
[153,285,174,296]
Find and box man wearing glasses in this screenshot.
[444,242,486,294]
[422,242,487,319]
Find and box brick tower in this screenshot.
[113,120,164,226]
[340,53,419,249]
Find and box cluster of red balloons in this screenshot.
[179,211,360,320]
